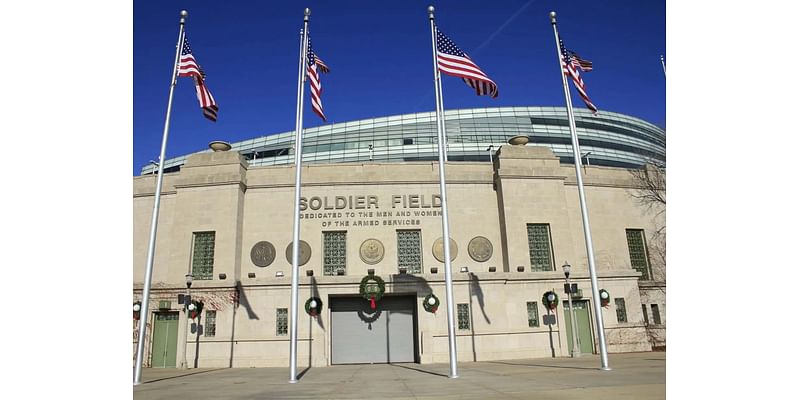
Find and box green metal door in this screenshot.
[563,300,594,355]
[151,312,179,368]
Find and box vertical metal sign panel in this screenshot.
[330,297,415,364]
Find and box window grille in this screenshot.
[204,310,216,337]
[397,230,422,274]
[526,302,540,327]
[651,304,662,325]
[457,303,470,330]
[626,229,651,280]
[323,231,347,275]
[527,224,554,271]
[614,298,627,323]
[277,308,288,336]
[642,304,649,325]
[191,232,215,280]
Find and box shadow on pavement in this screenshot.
[485,360,598,371]
[390,363,449,378]
[141,368,228,384]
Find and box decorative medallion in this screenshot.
[432,237,458,263]
[468,236,493,262]
[359,239,385,265]
[250,241,276,267]
[285,240,312,266]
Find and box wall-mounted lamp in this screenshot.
[248,272,256,278]
[218,273,227,280]
[517,266,525,272]
[460,267,469,273]
[489,266,496,272]
[430,267,438,274]
[275,271,284,278]
[306,270,314,276]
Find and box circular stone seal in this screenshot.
[432,237,458,263]
[468,236,493,262]
[359,239,385,265]
[285,240,312,266]
[250,241,276,267]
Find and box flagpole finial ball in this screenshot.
[549,11,556,21]
[428,5,435,13]
[180,10,188,18]
[304,8,311,16]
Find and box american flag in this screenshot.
[566,50,593,72]
[435,27,498,98]
[559,38,597,114]
[306,37,329,121]
[178,36,218,122]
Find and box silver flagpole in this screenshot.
[549,11,611,370]
[428,5,458,379]
[134,9,188,386]
[660,55,666,77]
[289,8,310,384]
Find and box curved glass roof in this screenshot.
[140,106,665,175]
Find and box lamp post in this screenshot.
[562,261,581,357]
[368,144,374,161]
[581,151,591,166]
[181,273,193,369]
[486,145,494,164]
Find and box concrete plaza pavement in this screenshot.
[133,351,665,399]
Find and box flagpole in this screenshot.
[288,7,310,384]
[549,11,611,371]
[134,9,187,386]
[428,5,459,379]
[660,54,666,77]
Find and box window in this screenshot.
[626,229,651,280]
[526,302,540,327]
[614,298,627,323]
[651,304,662,325]
[527,224,554,271]
[191,232,215,280]
[276,308,288,336]
[323,231,347,276]
[204,310,216,337]
[457,304,470,330]
[397,230,422,274]
[642,304,649,325]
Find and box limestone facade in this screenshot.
[133,144,666,368]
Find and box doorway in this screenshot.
[563,300,594,355]
[151,312,179,368]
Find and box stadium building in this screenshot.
[133,106,666,368]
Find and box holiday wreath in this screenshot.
[359,275,386,309]
[542,291,559,310]
[423,293,440,313]
[305,297,323,317]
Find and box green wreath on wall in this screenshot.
[542,291,559,310]
[359,275,386,309]
[305,297,323,317]
[599,289,610,307]
[187,300,204,319]
[423,293,440,313]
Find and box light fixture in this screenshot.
[517,266,525,272]
[306,270,314,276]
[488,266,496,272]
[248,272,256,278]
[398,267,407,274]
[275,271,284,278]
[185,274,193,289]
[218,273,227,280]
[460,267,469,273]
[430,267,438,274]
[562,261,571,279]
[368,269,375,275]
[133,303,141,312]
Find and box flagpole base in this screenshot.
[448,374,459,379]
[601,367,612,371]
[289,379,298,384]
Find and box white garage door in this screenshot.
[330,296,416,364]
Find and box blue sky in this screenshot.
[134,0,665,174]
